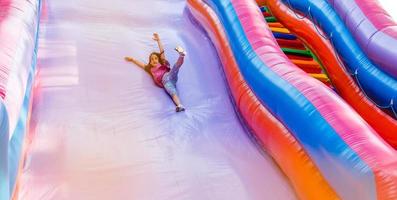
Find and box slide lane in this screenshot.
[15,0,296,199]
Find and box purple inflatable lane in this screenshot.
[328,0,397,79]
[16,0,296,199]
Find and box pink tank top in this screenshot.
[149,62,170,87]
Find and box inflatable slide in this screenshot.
[1,0,397,199]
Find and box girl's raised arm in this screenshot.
[153,33,166,61]
[125,56,146,69]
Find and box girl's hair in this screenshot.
[145,52,165,72]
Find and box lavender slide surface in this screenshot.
[16,0,296,199]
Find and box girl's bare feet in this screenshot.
[176,105,185,112]
[175,46,186,56]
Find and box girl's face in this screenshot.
[149,54,160,66]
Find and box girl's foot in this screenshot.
[175,46,186,56]
[176,105,185,112]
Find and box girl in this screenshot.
[125,33,186,112]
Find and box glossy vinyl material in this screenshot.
[187,0,338,199]
[15,0,297,199]
[281,0,397,118]
[263,0,397,149]
[202,0,397,199]
[0,0,39,141]
[327,0,397,79]
[0,0,40,199]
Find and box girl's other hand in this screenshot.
[153,33,160,41]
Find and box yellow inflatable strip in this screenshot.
[270,27,290,34]
[309,73,329,82]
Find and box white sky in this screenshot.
[378,0,397,20]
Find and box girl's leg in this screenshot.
[168,55,184,84]
[163,78,185,111]
[173,54,184,69]
[171,94,182,106]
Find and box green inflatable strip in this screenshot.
[265,16,277,22]
[281,48,312,57]
[307,47,333,84]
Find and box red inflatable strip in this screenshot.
[262,11,272,17]
[285,54,314,61]
[275,38,306,49]
[290,59,322,73]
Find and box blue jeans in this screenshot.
[162,55,184,96]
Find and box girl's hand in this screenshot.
[125,56,134,62]
[153,33,160,41]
